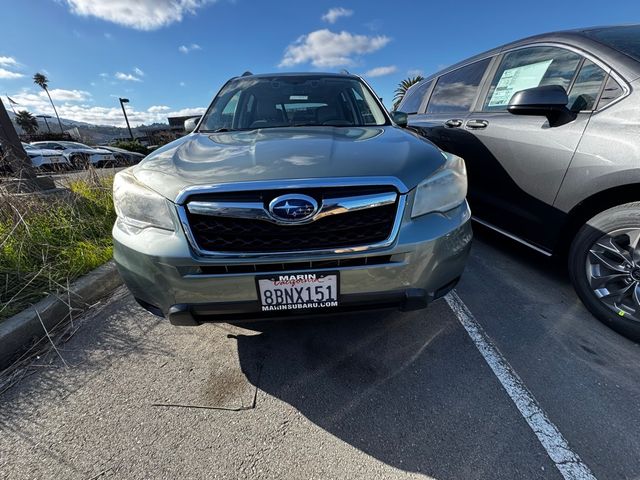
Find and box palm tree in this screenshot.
[15,110,39,135]
[33,72,64,133]
[393,75,425,111]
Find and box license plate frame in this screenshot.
[256,271,340,312]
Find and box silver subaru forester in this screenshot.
[112,72,472,325]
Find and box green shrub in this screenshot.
[111,140,149,155]
[0,174,116,321]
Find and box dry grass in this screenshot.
[0,169,116,321]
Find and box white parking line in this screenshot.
[445,291,598,480]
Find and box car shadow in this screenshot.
[231,301,555,479]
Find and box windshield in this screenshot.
[199,75,389,132]
[60,141,91,148]
[584,25,640,63]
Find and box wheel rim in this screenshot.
[586,227,640,322]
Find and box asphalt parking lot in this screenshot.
[2,225,640,480]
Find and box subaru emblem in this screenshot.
[268,194,319,223]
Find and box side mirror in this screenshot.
[184,116,200,133]
[391,111,408,128]
[507,85,575,126]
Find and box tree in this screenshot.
[15,110,39,135]
[393,75,425,111]
[33,72,64,133]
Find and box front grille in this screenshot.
[190,254,395,275]
[183,186,399,253]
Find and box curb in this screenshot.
[0,260,122,370]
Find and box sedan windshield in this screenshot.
[60,141,91,148]
[199,75,389,132]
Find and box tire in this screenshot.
[569,202,640,341]
[113,154,127,167]
[70,153,89,169]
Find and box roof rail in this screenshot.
[339,69,350,75]
[241,71,253,77]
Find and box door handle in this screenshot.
[466,119,489,129]
[444,119,463,128]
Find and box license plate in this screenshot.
[256,272,339,312]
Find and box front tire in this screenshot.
[569,202,640,341]
[70,153,89,169]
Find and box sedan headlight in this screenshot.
[113,171,174,231]
[411,153,467,218]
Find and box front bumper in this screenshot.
[113,201,472,325]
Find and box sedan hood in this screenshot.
[133,126,446,202]
[27,148,62,157]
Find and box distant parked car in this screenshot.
[100,145,146,165]
[22,143,70,170]
[397,24,640,340]
[30,141,116,168]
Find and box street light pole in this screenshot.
[119,97,134,140]
[36,115,52,133]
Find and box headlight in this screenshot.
[113,171,174,231]
[411,153,467,218]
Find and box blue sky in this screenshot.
[1,0,639,127]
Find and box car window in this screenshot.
[596,75,624,109]
[426,59,490,114]
[567,60,607,111]
[398,80,432,114]
[200,75,389,131]
[483,46,582,111]
[583,25,640,63]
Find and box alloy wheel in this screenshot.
[586,227,640,321]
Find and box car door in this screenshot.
[463,46,608,249]
[407,59,493,158]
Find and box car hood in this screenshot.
[88,148,112,155]
[26,148,61,156]
[133,126,446,202]
[68,147,108,155]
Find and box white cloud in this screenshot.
[62,0,216,31]
[147,105,170,113]
[179,81,186,87]
[365,65,397,77]
[115,72,142,82]
[322,7,353,24]
[8,88,206,127]
[0,68,24,79]
[133,67,145,76]
[407,69,424,77]
[178,43,202,54]
[46,88,91,101]
[99,72,109,78]
[0,56,24,79]
[280,29,390,68]
[0,56,19,67]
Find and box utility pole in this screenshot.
[119,97,134,140]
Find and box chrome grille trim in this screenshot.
[174,176,409,204]
[176,180,406,259]
[186,191,398,225]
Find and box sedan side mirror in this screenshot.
[184,116,201,133]
[508,85,575,126]
[391,111,408,128]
